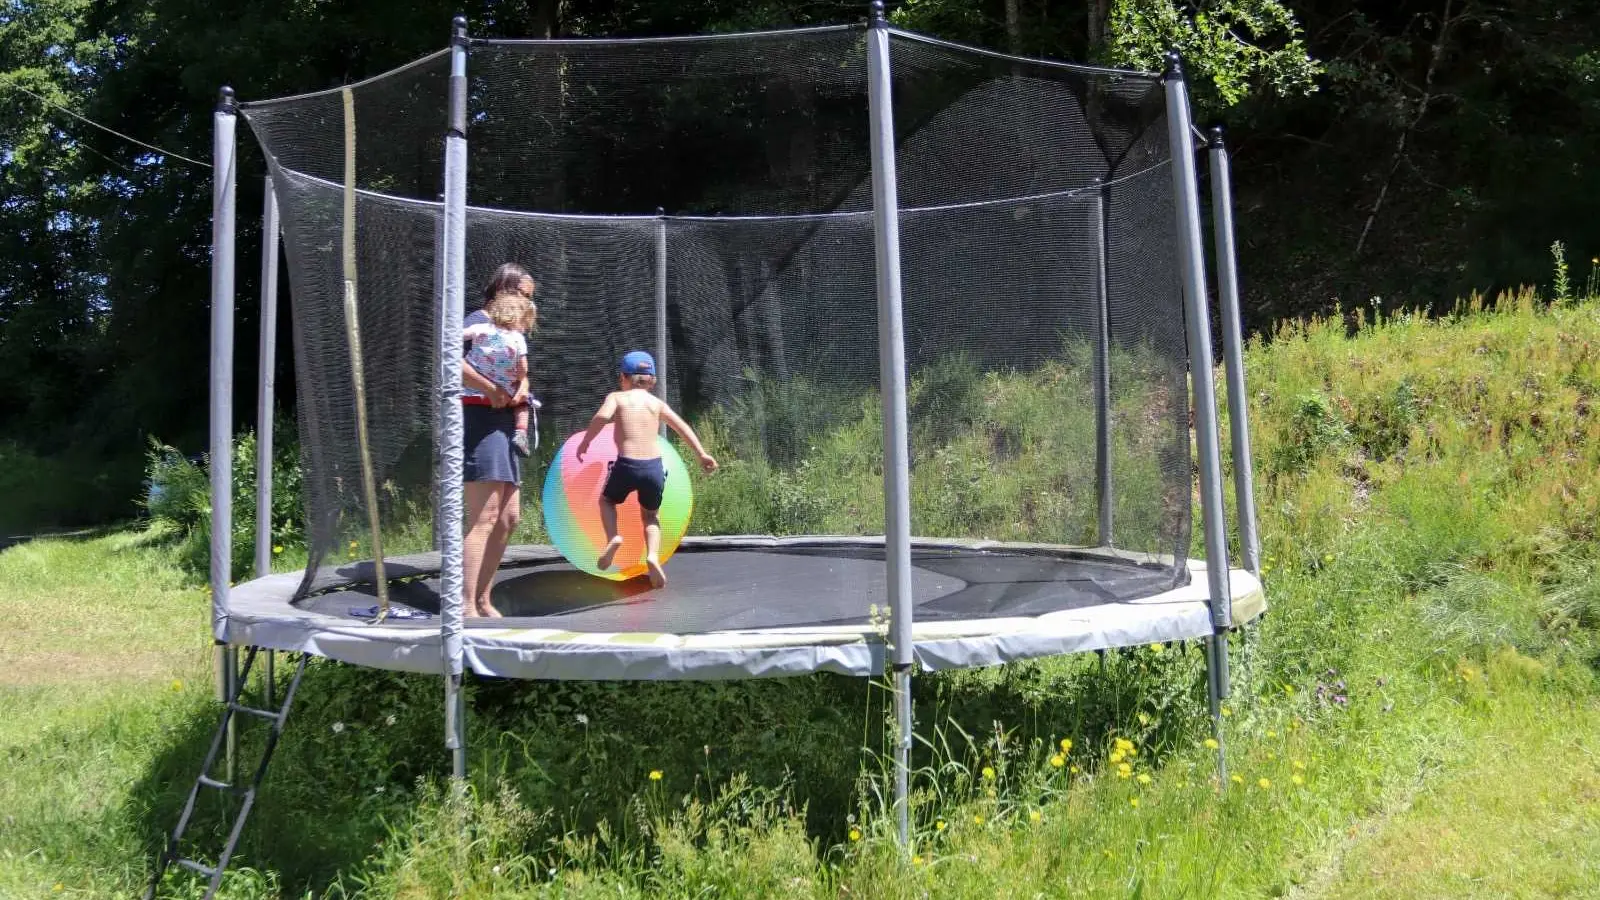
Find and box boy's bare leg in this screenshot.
[643,508,665,588]
[597,498,623,570]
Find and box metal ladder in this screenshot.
[145,647,308,900]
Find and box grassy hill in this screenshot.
[2,291,1598,898]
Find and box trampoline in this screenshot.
[229,537,1263,680]
[157,7,1268,892]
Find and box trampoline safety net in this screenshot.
[237,24,1193,614]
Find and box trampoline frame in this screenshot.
[207,3,1263,846]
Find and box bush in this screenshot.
[0,441,144,534]
[144,424,303,581]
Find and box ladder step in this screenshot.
[196,774,244,794]
[228,701,279,721]
[176,858,218,878]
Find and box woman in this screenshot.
[460,262,537,617]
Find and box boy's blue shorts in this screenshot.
[602,456,667,511]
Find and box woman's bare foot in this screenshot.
[478,597,503,618]
[597,536,624,570]
[645,556,666,589]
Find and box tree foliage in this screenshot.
[4,0,1600,527]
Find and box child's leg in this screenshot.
[642,507,665,588]
[511,405,531,457]
[596,497,623,569]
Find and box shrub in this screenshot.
[144,424,303,581]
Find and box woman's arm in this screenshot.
[462,361,509,406]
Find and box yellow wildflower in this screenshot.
[1114,737,1134,752]
[1070,765,1081,774]
[973,814,984,825]
[1117,762,1133,778]
[1128,797,1139,808]
[1203,738,1219,750]
[648,770,663,781]
[1291,774,1305,786]
[1109,749,1125,764]
[1049,754,1065,768]
[1059,738,1073,753]
[170,679,183,693]
[1028,809,1042,824]
[272,544,283,554]
[935,819,946,832]
[981,766,995,781]
[1292,759,1306,771]
[1230,775,1244,785]
[1136,773,1152,785]
[1221,706,1233,718]
[848,826,862,842]
[1257,778,1271,789]
[1266,730,1278,739]
[1126,748,1138,758]
[912,854,925,866]
[1148,642,1164,654]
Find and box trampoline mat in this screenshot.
[295,544,1186,634]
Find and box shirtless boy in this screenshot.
[576,351,718,588]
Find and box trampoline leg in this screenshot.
[264,650,275,709]
[218,644,239,784]
[445,673,466,779]
[1205,632,1229,782]
[893,665,912,847]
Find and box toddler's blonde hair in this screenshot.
[484,291,536,333]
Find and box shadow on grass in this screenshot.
[125,639,1217,896]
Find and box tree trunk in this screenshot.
[1005,0,1022,53]
[1087,0,1111,56]
[1355,0,1461,257]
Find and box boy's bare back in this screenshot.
[608,389,665,459]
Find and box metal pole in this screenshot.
[1163,53,1232,781]
[866,0,914,847]
[256,174,281,725]
[212,87,239,784]
[255,177,280,582]
[440,15,470,781]
[433,191,446,553]
[655,208,669,432]
[1090,177,1114,546]
[1207,127,1260,575]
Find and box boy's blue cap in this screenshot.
[620,350,656,376]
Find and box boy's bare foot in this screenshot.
[479,600,503,618]
[645,556,666,589]
[597,536,624,570]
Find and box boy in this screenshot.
[576,351,718,588]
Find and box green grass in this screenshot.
[5,291,1600,898]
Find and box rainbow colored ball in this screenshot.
[541,430,694,581]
